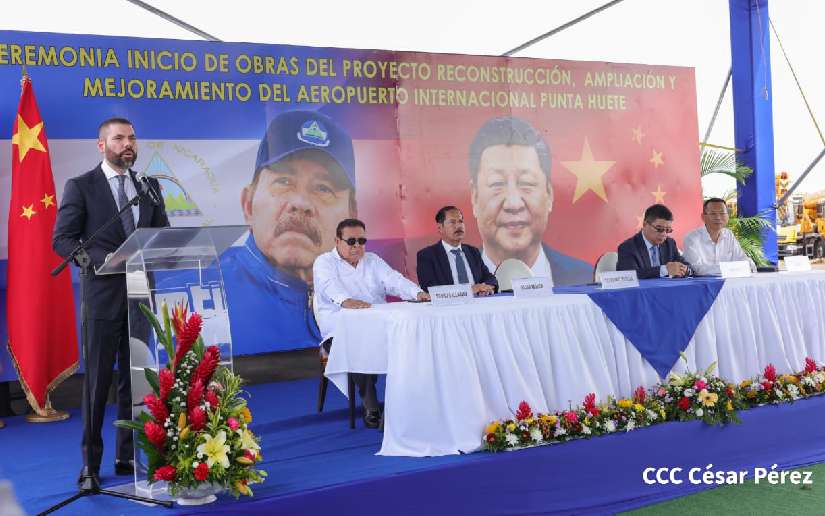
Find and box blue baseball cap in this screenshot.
[254,110,355,188]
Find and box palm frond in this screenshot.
[727,212,774,266]
[700,149,753,184]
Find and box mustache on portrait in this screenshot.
[273,215,322,247]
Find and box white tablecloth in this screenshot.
[324,271,825,456]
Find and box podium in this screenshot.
[96,225,247,500]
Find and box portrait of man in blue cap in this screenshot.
[221,110,356,353]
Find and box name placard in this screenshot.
[512,276,554,298]
[598,270,639,289]
[429,284,474,306]
[719,260,752,278]
[784,255,812,272]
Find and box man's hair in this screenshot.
[98,117,133,139]
[435,205,461,224]
[468,116,552,184]
[336,218,366,238]
[644,204,674,223]
[703,197,728,213]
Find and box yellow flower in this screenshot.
[524,417,534,425]
[238,428,261,452]
[178,412,187,431]
[617,399,632,409]
[235,480,251,496]
[746,390,756,399]
[197,430,230,468]
[781,375,799,385]
[698,389,718,407]
[740,379,752,389]
[484,421,500,434]
[540,414,558,425]
[506,423,516,432]
[633,403,645,413]
[726,400,734,411]
[241,406,252,424]
[179,426,190,441]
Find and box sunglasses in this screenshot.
[342,237,368,246]
[646,222,673,234]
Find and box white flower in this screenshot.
[788,384,800,399]
[605,420,616,433]
[192,461,199,468]
[555,427,567,437]
[582,425,592,435]
[529,428,543,442]
[505,433,519,446]
[684,388,695,398]
[626,420,636,432]
[802,376,815,387]
[647,410,658,420]
[695,408,704,417]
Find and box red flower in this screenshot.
[192,347,221,387]
[805,357,817,374]
[171,302,188,338]
[762,380,774,391]
[726,386,735,398]
[633,386,646,404]
[189,406,207,431]
[694,379,707,391]
[159,368,174,402]
[244,449,257,461]
[204,389,219,411]
[677,397,691,411]
[486,433,496,443]
[515,401,532,421]
[583,393,600,417]
[764,364,777,382]
[174,313,203,368]
[153,465,176,481]
[563,411,578,424]
[187,379,205,411]
[143,393,169,423]
[144,421,166,449]
[194,462,209,481]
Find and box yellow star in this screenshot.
[11,115,46,163]
[20,204,36,220]
[561,138,616,203]
[41,193,55,208]
[632,126,645,144]
[651,184,667,203]
[649,149,664,168]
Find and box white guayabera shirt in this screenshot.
[682,226,753,276]
[312,247,423,341]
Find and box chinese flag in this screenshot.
[6,74,78,415]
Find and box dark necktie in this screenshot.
[116,174,136,235]
[450,248,469,284]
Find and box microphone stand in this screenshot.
[42,190,172,514]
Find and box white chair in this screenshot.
[495,258,533,292]
[594,252,618,283]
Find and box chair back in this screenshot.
[594,252,618,282]
[495,258,533,292]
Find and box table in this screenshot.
[324,271,825,456]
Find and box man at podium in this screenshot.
[220,110,356,354]
[53,118,169,488]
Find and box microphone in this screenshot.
[134,171,161,206]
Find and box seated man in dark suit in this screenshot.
[617,203,692,279]
[417,206,498,295]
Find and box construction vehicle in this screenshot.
[776,171,825,258]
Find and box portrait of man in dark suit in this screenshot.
[416,205,497,295]
[616,203,692,279]
[53,117,169,488]
[468,116,593,286]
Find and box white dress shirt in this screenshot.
[683,226,753,276]
[641,234,668,278]
[101,160,139,225]
[482,245,552,279]
[313,247,424,340]
[441,240,473,284]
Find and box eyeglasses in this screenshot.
[646,222,673,234]
[342,237,367,246]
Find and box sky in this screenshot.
[4,0,825,197]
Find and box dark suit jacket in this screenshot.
[616,232,692,280]
[53,164,169,320]
[416,241,498,293]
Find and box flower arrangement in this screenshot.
[116,302,266,498]
[483,356,825,453]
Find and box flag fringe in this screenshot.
[6,339,78,417]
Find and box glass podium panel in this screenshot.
[96,225,246,499]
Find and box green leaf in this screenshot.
[703,361,718,377]
[115,419,145,432]
[140,303,175,362]
[144,368,160,395]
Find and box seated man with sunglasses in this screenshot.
[617,203,693,279]
[313,218,430,428]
